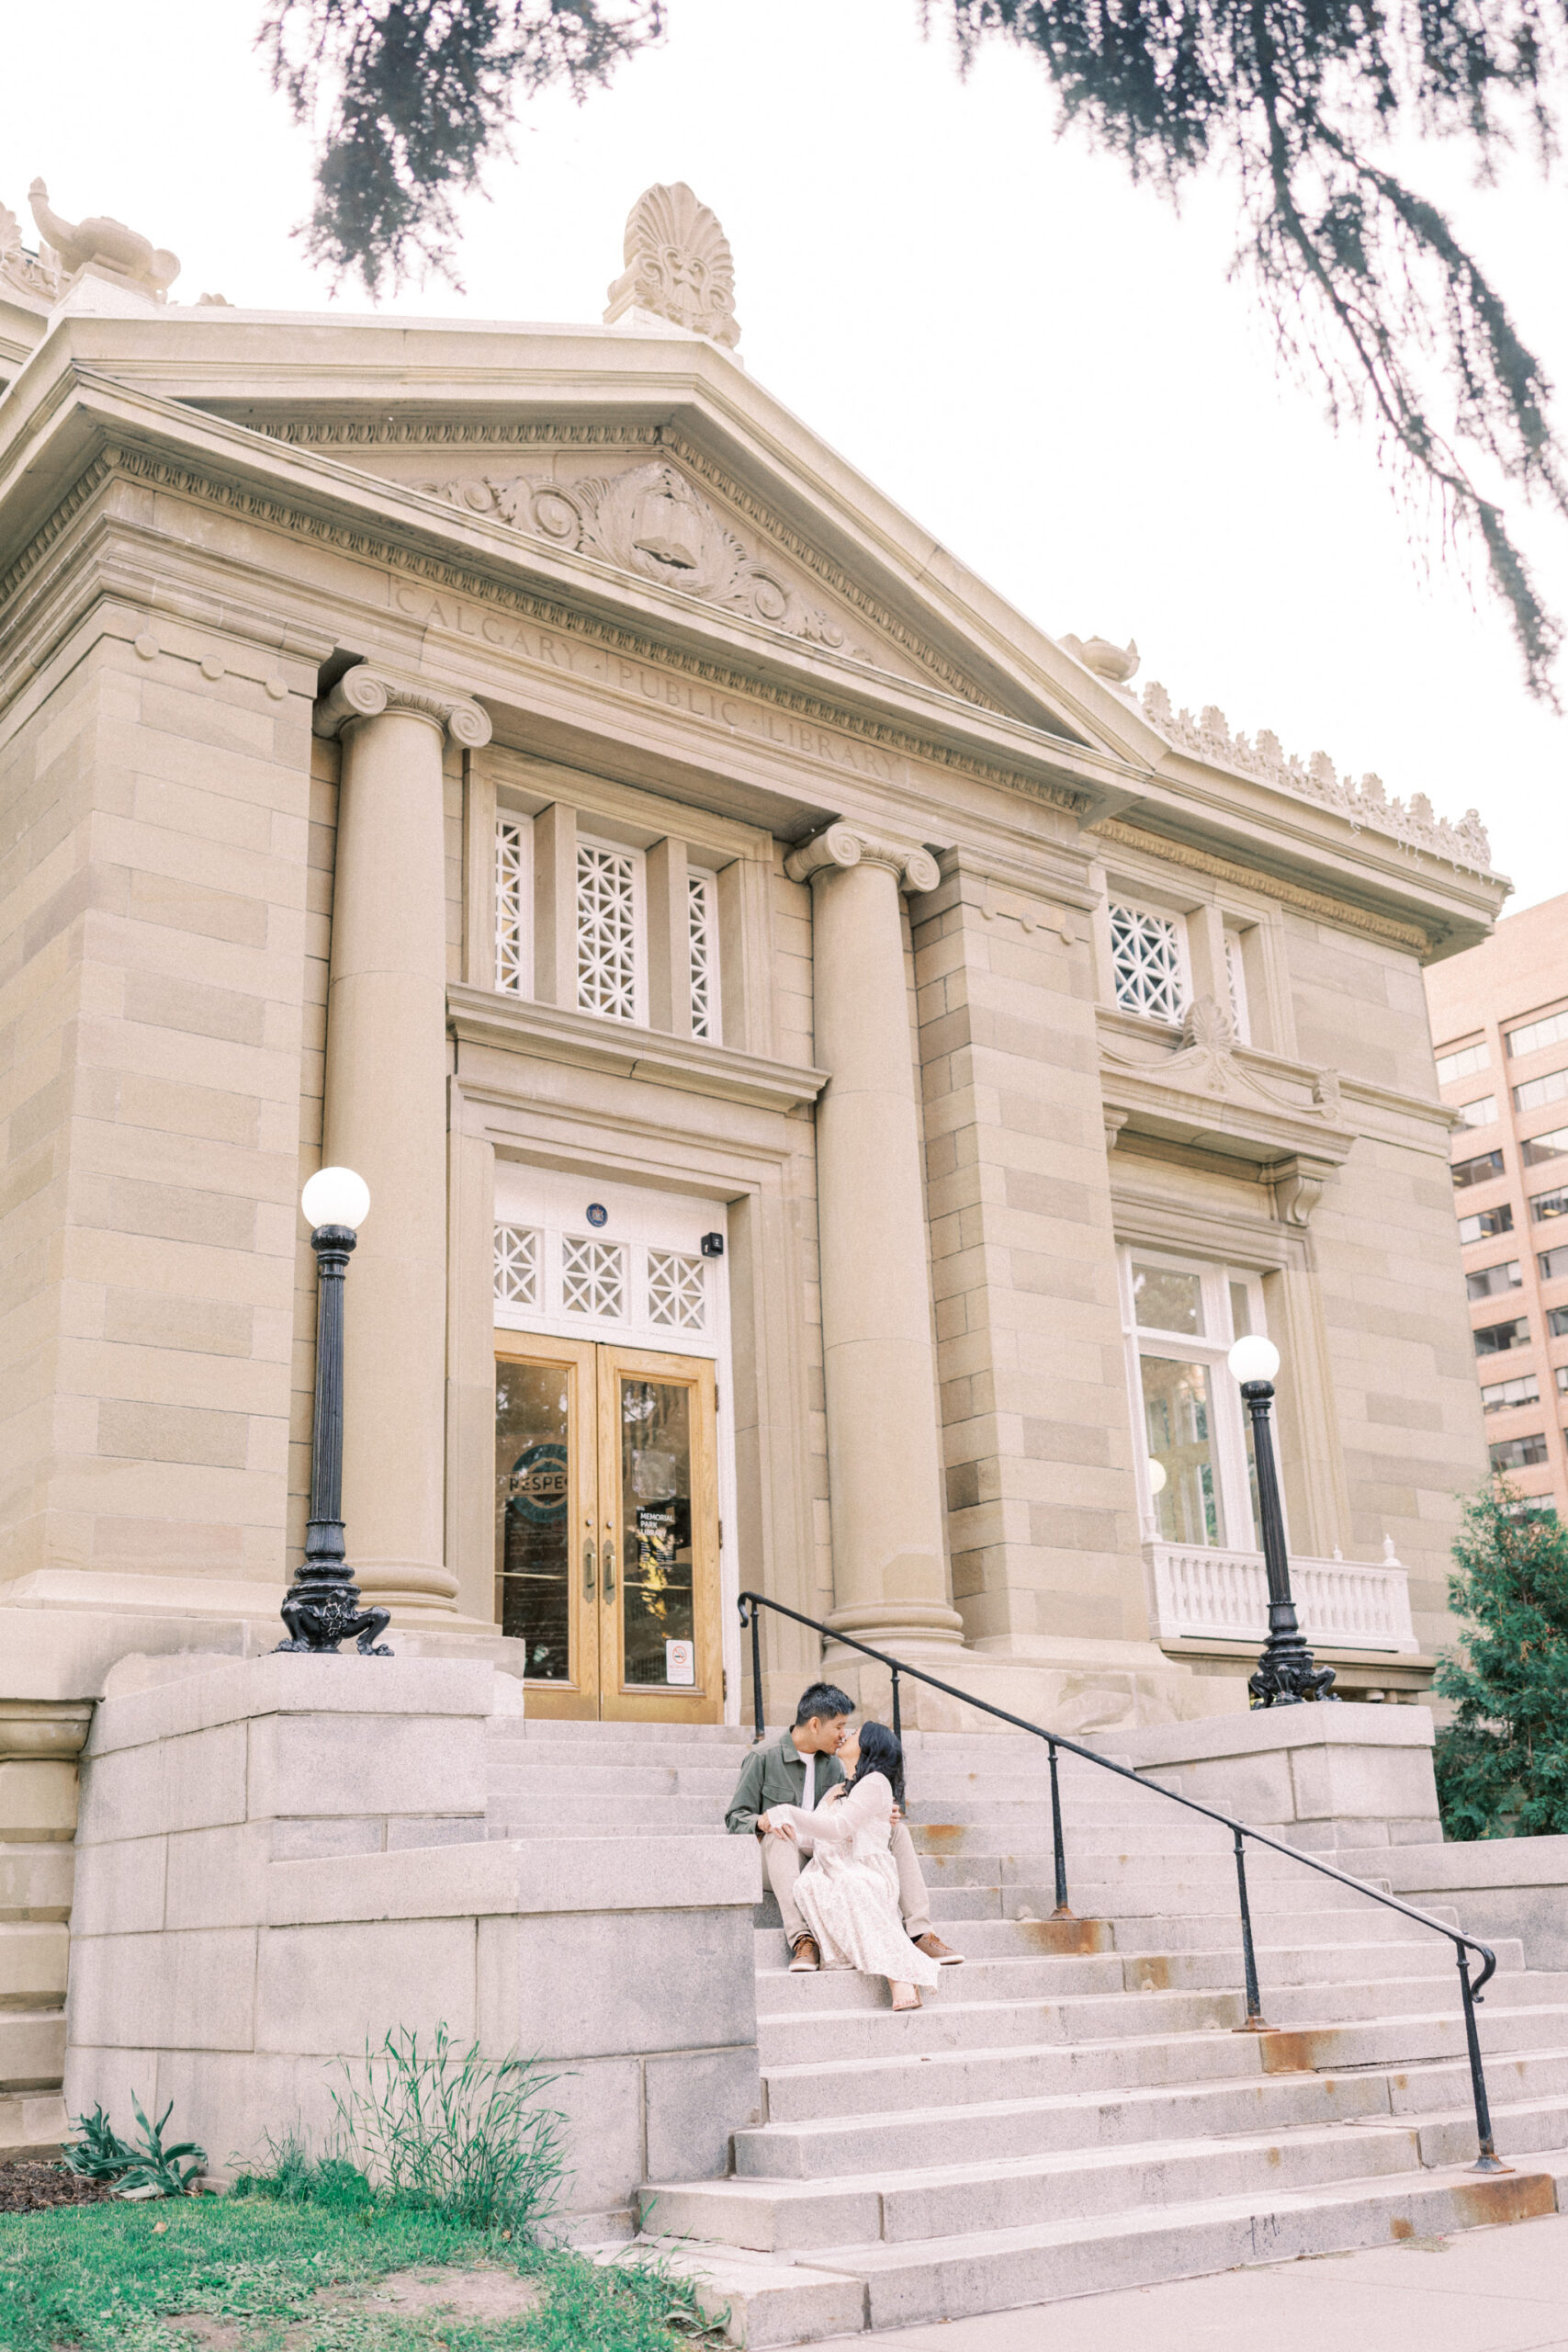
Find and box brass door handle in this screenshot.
[603,1533,615,1600]
[582,1535,595,1599]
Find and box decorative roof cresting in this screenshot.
[604,182,739,348]
[1137,675,1495,876]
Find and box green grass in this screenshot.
[0,2190,718,2352]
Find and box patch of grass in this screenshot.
[325,2025,566,2234]
[0,2193,716,2351]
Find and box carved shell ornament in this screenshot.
[417,458,851,649]
[604,182,740,347]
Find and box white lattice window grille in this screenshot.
[493,1223,542,1308]
[561,1234,626,1318]
[1224,931,1251,1044]
[648,1249,707,1332]
[495,817,531,996]
[688,871,719,1042]
[576,839,643,1023]
[1109,902,1187,1024]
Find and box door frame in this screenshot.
[494,1328,725,1722]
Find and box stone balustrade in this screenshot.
[1145,1541,1418,1655]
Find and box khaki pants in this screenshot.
[761,1823,932,1946]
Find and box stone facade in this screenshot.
[0,181,1511,2147]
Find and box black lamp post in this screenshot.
[1228,1335,1337,1707]
[276,1166,391,1657]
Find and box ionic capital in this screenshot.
[313,665,492,749]
[784,825,940,896]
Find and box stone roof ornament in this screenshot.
[28,178,180,302]
[0,197,57,304]
[604,182,739,348]
[1063,633,1140,687]
[1138,675,1496,876]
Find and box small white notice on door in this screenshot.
[665,1639,695,1687]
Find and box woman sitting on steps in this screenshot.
[761,1722,941,2012]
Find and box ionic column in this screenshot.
[313,668,491,1614]
[786,826,964,1655]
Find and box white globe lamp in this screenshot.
[301,1167,371,1232]
[1227,1335,1280,1385]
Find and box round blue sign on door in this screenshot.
[585,1203,608,1227]
[506,1442,570,1524]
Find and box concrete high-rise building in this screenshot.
[1425,892,1568,1520]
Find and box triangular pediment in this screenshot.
[259,418,1074,725]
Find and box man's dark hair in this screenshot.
[794,1682,854,1726]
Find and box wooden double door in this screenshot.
[494,1330,723,1721]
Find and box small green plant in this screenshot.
[59,2105,133,2181]
[233,2130,374,2211]
[60,2095,206,2198]
[1435,1480,1568,1839]
[327,2022,567,2233]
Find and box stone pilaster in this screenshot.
[313,669,491,1616]
[785,825,964,1661]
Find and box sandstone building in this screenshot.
[1425,891,1568,1520]
[0,177,1517,2218]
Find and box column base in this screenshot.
[352,1557,460,1614]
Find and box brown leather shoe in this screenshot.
[913,1932,963,1965]
[788,1935,821,1972]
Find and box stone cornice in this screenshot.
[1092,817,1432,956]
[1099,999,1357,1178]
[0,437,1098,819]
[446,983,828,1113]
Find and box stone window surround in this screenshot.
[1118,1244,1271,1552]
[463,747,772,1057]
[1110,1176,1350,1564]
[1089,853,1294,1061]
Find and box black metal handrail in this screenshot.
[738,1589,1506,2172]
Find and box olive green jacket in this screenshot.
[725,1730,846,1836]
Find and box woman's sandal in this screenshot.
[890,1983,922,2011]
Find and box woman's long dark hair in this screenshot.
[846,1720,906,1811]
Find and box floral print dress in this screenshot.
[771,1771,941,1989]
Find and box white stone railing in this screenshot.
[1146,1538,1419,1655]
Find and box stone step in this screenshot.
[761,2022,1272,2122]
[1256,2000,1568,2073]
[735,2046,1568,2183]
[485,1789,731,1830]
[752,1917,1111,1968]
[0,2089,67,2163]
[1107,1900,1462,1949]
[0,1923,69,2006]
[757,1953,1127,2011]
[644,2114,1430,2255]
[758,1986,1246,2068]
[1125,1936,1523,1991]
[651,2159,1562,2340]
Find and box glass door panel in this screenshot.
[598,1346,721,1724]
[1140,1353,1224,1546]
[494,1332,721,1722]
[494,1333,600,1718]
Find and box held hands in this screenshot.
[758,1812,796,1842]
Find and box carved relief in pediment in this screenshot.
[1100,996,1354,1179]
[412,457,870,654]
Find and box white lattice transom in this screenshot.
[495,819,529,995]
[561,1234,627,1318]
[688,874,716,1042]
[1110,903,1185,1023]
[494,1223,541,1307]
[577,842,638,1021]
[648,1249,707,1331]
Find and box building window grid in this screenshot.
[1516,1069,1568,1115]
[1475,1317,1531,1357]
[1460,1204,1514,1244]
[1453,1150,1506,1191]
[1458,1095,1500,1128]
[688,871,718,1042]
[1437,1040,1491,1085]
[575,839,642,1023]
[1466,1260,1524,1302]
[1491,1431,1551,1472]
[1482,1374,1540,1414]
[1508,1009,1568,1058]
[560,1234,627,1319]
[648,1249,707,1332]
[1110,902,1188,1025]
[493,1223,542,1308]
[1525,1127,1568,1167]
[494,816,530,995]
[1533,1188,1568,1223]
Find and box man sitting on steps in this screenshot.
[725,1680,963,1973]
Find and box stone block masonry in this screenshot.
[62,1656,760,2235]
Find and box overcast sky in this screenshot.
[6,0,1566,910]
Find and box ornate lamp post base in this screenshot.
[276,1536,391,1657]
[1248,1637,1337,1707]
